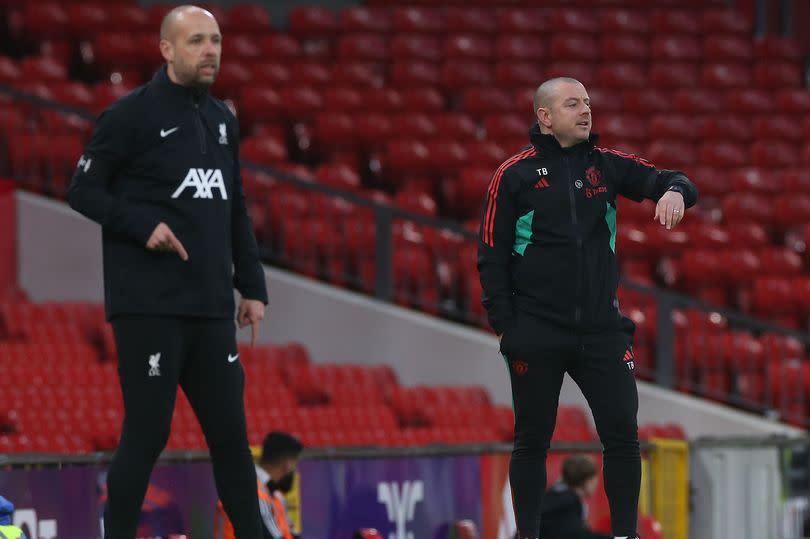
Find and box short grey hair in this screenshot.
[533,77,584,112]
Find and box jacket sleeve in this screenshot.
[603,149,698,208]
[230,118,269,304]
[66,101,160,245]
[477,167,518,335]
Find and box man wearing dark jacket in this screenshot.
[478,77,698,539]
[540,455,612,539]
[68,5,267,538]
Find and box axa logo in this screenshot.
[13,508,58,539]
[377,480,423,539]
[171,168,228,200]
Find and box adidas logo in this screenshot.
[534,179,550,189]
[623,348,635,372]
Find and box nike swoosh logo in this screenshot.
[160,127,179,138]
[227,353,239,363]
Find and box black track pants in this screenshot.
[104,316,262,539]
[499,313,641,538]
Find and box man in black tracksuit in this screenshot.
[478,78,697,539]
[68,6,267,539]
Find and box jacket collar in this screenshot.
[529,123,599,156]
[151,65,209,106]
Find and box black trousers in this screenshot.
[104,316,262,539]
[499,313,640,539]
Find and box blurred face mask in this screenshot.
[268,471,295,494]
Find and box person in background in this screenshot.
[539,455,612,539]
[0,496,28,539]
[215,432,303,539]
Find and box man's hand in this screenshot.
[237,298,265,347]
[146,223,189,261]
[654,191,686,230]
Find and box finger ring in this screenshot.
[673,209,680,213]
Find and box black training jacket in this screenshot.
[478,124,698,335]
[539,482,612,539]
[68,66,268,320]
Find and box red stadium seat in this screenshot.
[600,10,650,33]
[340,7,390,33]
[699,142,747,168]
[776,90,810,113]
[646,140,697,168]
[241,136,287,166]
[463,88,514,118]
[288,6,338,36]
[648,114,694,140]
[549,34,599,62]
[494,62,544,90]
[702,9,752,34]
[338,34,388,62]
[441,62,492,93]
[727,89,773,113]
[545,62,596,86]
[751,140,798,168]
[773,196,810,229]
[392,7,444,33]
[598,114,648,141]
[495,36,546,62]
[22,2,69,39]
[444,35,493,61]
[597,63,646,88]
[225,4,272,33]
[106,5,150,32]
[391,35,442,63]
[498,9,549,34]
[352,88,398,114]
[754,62,802,88]
[673,88,722,113]
[754,36,801,61]
[550,9,600,33]
[623,89,671,113]
[701,63,752,88]
[701,115,750,141]
[333,63,382,87]
[784,170,810,193]
[323,87,363,112]
[257,34,302,59]
[401,88,444,113]
[652,36,701,61]
[704,36,753,61]
[250,63,291,86]
[648,63,699,88]
[652,10,699,34]
[392,62,441,88]
[446,9,497,34]
[727,168,782,194]
[722,193,774,223]
[601,35,649,61]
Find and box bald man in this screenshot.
[478,78,698,539]
[68,6,267,538]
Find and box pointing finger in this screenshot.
[167,232,189,261]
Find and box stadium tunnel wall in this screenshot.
[15,191,804,439]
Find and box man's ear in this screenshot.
[159,39,173,63]
[537,107,552,129]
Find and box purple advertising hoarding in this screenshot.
[0,462,217,539]
[298,455,481,539]
[0,454,482,538]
